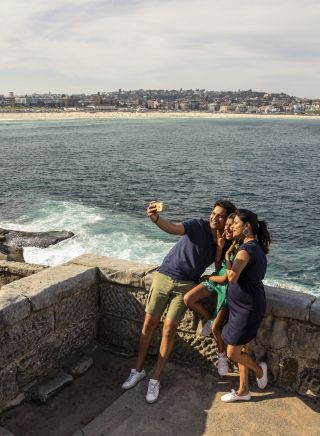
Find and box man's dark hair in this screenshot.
[213,199,236,217]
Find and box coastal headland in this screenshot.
[1,111,320,122]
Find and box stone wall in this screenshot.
[0,253,319,411]
[69,254,320,400]
[0,263,98,410]
[0,261,46,287]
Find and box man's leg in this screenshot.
[152,318,179,380]
[135,313,161,372]
[145,280,194,403]
[122,272,171,390]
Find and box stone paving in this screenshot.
[74,362,320,436]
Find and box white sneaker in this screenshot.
[121,369,146,390]
[201,320,212,336]
[256,362,268,389]
[217,354,229,376]
[221,389,251,403]
[146,379,160,403]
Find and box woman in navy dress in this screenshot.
[221,209,271,403]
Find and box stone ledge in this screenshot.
[310,298,320,326]
[68,254,158,288]
[265,285,316,322]
[0,289,31,329]
[0,265,98,311]
[0,260,46,276]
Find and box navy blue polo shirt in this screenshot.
[158,218,217,282]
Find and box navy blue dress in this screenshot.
[222,240,267,346]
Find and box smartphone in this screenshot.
[154,201,163,212]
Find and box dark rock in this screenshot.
[0,228,74,248]
[0,244,24,262]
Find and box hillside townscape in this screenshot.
[1,89,320,114]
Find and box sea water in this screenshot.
[0,117,319,295]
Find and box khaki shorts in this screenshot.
[146,271,196,324]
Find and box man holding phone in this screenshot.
[122,199,236,403]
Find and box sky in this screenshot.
[1,0,320,98]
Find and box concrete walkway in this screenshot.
[73,362,320,436]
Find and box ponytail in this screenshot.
[236,209,271,254]
[257,220,271,254]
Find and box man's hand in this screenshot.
[146,201,184,235]
[147,201,159,223]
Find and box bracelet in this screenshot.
[154,214,160,223]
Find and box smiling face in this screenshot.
[224,217,234,240]
[231,214,250,239]
[210,206,228,232]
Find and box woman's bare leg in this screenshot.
[227,344,263,379]
[211,306,228,353]
[237,344,249,395]
[183,284,211,320]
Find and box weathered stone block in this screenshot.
[29,370,73,403]
[99,316,161,355]
[0,289,30,329]
[17,319,96,386]
[55,286,98,329]
[255,315,289,349]
[69,254,157,288]
[310,297,320,326]
[298,367,320,398]
[0,260,45,277]
[291,324,320,360]
[69,357,93,378]
[265,285,315,321]
[98,316,142,353]
[178,309,198,332]
[0,310,54,368]
[0,363,19,409]
[100,284,147,322]
[2,264,97,311]
[172,331,217,368]
[279,357,299,389]
[266,351,280,383]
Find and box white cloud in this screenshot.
[0,0,319,97]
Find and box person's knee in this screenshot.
[183,293,191,307]
[142,315,159,335]
[226,347,238,362]
[162,322,178,340]
[212,322,221,337]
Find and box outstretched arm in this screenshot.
[147,202,185,236]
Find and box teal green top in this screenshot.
[202,253,234,319]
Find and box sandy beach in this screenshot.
[0,111,320,121]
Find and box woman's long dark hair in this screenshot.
[236,209,271,254]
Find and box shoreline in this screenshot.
[1,111,320,121]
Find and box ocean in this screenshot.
[0,117,319,296]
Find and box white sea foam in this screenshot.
[1,199,173,266]
[1,199,318,296]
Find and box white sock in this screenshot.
[218,352,226,358]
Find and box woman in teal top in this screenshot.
[184,213,237,376]
[201,250,235,319]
